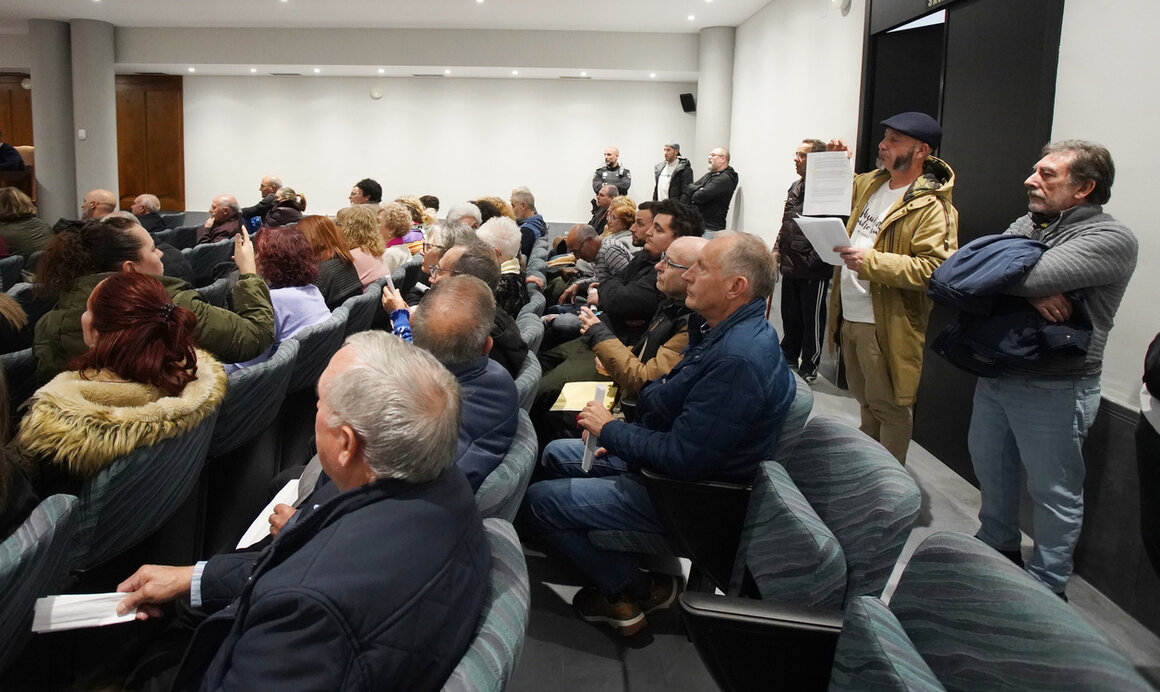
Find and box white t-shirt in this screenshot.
[656,160,678,201]
[840,182,906,324]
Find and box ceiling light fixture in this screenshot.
[444,69,452,74]
[249,68,257,73]
[650,72,657,78]
[313,68,321,73]
[378,68,385,74]
[511,70,519,76]
[188,67,196,72]
[688,14,695,20]
[580,71,588,77]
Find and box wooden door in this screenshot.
[116,75,184,211]
[0,74,34,146]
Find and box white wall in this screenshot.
[1053,0,1158,408]
[729,0,866,245]
[183,75,697,220]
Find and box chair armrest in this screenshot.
[680,592,843,692]
[640,468,751,593]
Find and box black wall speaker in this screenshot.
[680,92,696,113]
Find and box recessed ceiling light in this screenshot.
[476,0,484,3]
[249,68,257,73]
[444,69,452,75]
[511,70,519,76]
[580,71,588,77]
[378,68,385,74]
[650,72,657,78]
[688,14,695,20]
[188,67,196,72]
[313,68,321,73]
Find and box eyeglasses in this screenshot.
[429,264,460,278]
[660,252,689,271]
[423,241,449,254]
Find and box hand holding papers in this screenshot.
[33,593,137,632]
[581,384,608,473]
[792,216,851,266]
[802,151,855,216]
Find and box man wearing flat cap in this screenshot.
[653,141,692,202]
[825,112,959,464]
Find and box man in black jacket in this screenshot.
[653,141,693,202]
[683,146,739,232]
[240,174,281,221]
[130,193,168,233]
[774,138,830,383]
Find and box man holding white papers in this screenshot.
[775,138,832,383]
[826,112,958,463]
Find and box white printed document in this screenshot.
[32,593,137,633]
[802,151,854,216]
[792,217,852,266]
[236,478,299,550]
[580,384,608,473]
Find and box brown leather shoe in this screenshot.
[638,573,684,615]
[572,587,647,637]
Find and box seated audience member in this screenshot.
[227,227,331,372]
[377,202,415,273]
[79,189,117,221]
[115,331,489,690]
[604,195,637,249]
[105,210,195,285]
[0,187,53,256]
[445,201,483,230]
[263,187,306,227]
[523,232,795,636]
[297,215,363,310]
[396,195,434,253]
[130,193,168,233]
[348,177,383,206]
[588,183,617,234]
[33,216,274,379]
[432,242,528,378]
[420,220,477,283]
[0,129,25,171]
[334,205,388,287]
[539,224,632,349]
[412,275,519,490]
[0,292,29,353]
[473,197,516,227]
[14,271,226,495]
[476,216,529,318]
[198,195,243,245]
[510,186,547,260]
[1,367,37,540]
[532,235,707,442]
[420,194,440,212]
[241,175,281,222]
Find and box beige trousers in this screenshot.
[840,320,912,464]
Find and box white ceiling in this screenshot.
[0,0,773,34]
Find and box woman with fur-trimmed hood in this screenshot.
[11,272,226,495]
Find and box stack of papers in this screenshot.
[32,593,136,633]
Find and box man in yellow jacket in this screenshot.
[826,112,958,463]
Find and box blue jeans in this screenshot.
[968,375,1101,592]
[522,439,666,595]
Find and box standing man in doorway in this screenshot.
[969,140,1136,599]
[653,141,692,202]
[774,138,830,384]
[826,112,958,464]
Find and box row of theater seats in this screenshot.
[1,254,537,691]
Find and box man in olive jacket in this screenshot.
[825,112,958,463]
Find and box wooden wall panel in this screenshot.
[115,75,184,211]
[0,74,33,146]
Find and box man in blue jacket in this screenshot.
[116,332,489,689]
[523,232,795,636]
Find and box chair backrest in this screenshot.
[441,518,530,692]
[341,282,382,337]
[210,338,299,457]
[2,347,37,417]
[518,290,545,318]
[474,410,537,522]
[781,417,920,605]
[70,409,219,570]
[830,531,1153,691]
[0,494,78,671]
[22,250,43,279]
[151,227,178,247]
[181,237,235,286]
[197,276,232,308]
[286,305,348,393]
[159,211,185,230]
[513,352,540,412]
[0,254,24,290]
[171,225,200,250]
[515,311,544,353]
[773,372,813,461]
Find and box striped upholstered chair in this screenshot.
[513,352,541,413]
[441,518,530,692]
[475,410,538,522]
[831,531,1152,691]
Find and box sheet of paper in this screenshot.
[236,479,299,550]
[32,593,137,633]
[581,384,608,473]
[550,380,617,412]
[792,216,852,266]
[802,150,854,216]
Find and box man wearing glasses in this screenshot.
[683,146,739,232]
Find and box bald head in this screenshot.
[131,194,160,216]
[684,232,775,326]
[655,235,708,300]
[81,189,117,219]
[210,194,240,222]
[412,275,497,369]
[604,147,620,167]
[259,175,282,198]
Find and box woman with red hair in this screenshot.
[12,272,226,490]
[296,215,362,309]
[227,226,331,372]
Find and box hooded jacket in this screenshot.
[653,157,694,202]
[34,272,275,380]
[826,156,958,406]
